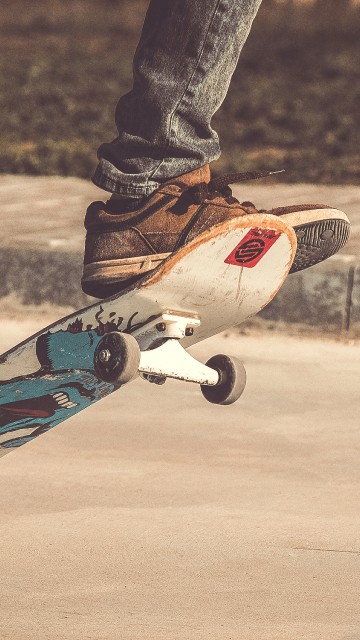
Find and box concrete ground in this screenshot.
[0,317,359,640]
[0,177,359,638]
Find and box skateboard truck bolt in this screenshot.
[98,349,111,363]
[156,322,194,336]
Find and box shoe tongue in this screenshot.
[165,164,211,188]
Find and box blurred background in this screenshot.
[0,0,359,184]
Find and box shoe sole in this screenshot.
[275,208,351,273]
[82,253,170,298]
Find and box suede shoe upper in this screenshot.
[83,165,260,266]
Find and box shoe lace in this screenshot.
[188,169,284,205]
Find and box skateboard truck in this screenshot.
[94,312,246,405]
[131,312,201,348]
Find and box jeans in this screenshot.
[93,0,263,198]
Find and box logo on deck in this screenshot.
[225,227,281,268]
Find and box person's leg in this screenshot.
[82,0,350,298]
[92,0,263,199]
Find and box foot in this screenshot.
[82,165,351,298]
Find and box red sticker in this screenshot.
[225,227,281,268]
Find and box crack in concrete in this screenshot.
[293,547,360,555]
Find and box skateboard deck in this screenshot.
[0,214,296,458]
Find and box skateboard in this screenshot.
[0,214,296,458]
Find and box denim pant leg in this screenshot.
[93,0,263,197]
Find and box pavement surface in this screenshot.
[0,177,359,638]
[0,318,359,640]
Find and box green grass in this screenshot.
[0,0,359,183]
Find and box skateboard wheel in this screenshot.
[94,332,140,384]
[200,354,246,405]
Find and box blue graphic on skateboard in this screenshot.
[0,322,117,449]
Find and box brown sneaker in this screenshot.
[81,165,259,298]
[81,165,350,298]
